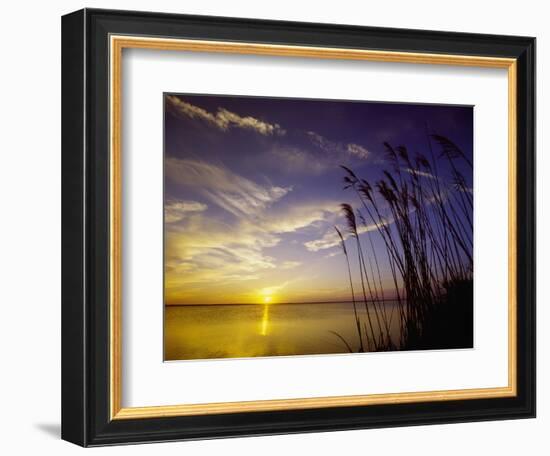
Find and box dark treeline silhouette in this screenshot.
[334,134,473,352]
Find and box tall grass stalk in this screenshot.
[335,134,473,351]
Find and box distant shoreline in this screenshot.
[166,299,399,307]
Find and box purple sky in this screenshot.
[164,93,473,305]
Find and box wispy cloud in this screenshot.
[166,95,285,136]
[165,157,292,218]
[347,143,370,159]
[307,131,370,161]
[165,221,279,289]
[263,134,371,177]
[258,201,339,234]
[403,168,437,180]
[304,216,394,252]
[164,200,207,223]
[281,261,302,269]
[269,146,329,175]
[304,231,341,252]
[164,200,340,303]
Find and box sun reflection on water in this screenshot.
[260,303,270,336]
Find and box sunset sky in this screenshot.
[164,94,473,305]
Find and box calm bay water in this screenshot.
[165,301,401,361]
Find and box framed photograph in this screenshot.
[62,8,535,446]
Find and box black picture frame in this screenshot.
[62,8,535,447]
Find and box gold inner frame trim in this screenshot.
[109,35,518,420]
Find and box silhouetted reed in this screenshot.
[335,226,365,352]
[334,133,473,352]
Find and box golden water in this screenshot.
[164,301,400,361]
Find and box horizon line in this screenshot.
[165,298,399,306]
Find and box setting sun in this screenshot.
[259,286,280,304]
